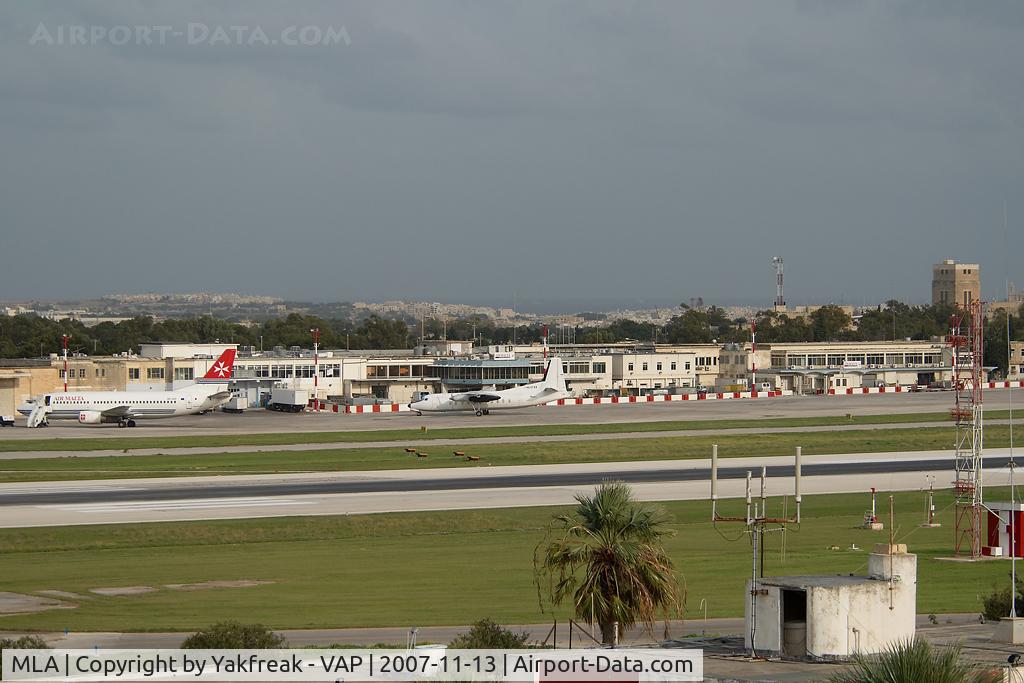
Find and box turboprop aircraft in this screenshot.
[408,356,570,416]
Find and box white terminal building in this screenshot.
[0,338,975,414]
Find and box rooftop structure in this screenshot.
[745,544,916,661]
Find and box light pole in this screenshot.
[310,328,321,412]
[62,334,70,392]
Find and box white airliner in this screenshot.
[408,357,570,416]
[20,349,238,428]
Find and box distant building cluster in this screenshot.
[103,292,283,305]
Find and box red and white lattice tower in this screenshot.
[949,299,985,557]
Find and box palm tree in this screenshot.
[535,482,684,645]
[830,639,1000,683]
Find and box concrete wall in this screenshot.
[1,367,59,410]
[0,375,22,415]
[747,585,782,654]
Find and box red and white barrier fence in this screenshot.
[828,380,1024,396]
[332,381,1024,415]
[339,390,793,413]
[344,403,408,414]
[549,390,789,406]
[989,380,1024,389]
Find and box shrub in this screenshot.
[830,639,1000,683]
[0,635,49,650]
[449,619,530,649]
[981,575,1024,622]
[181,621,287,649]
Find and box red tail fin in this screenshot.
[201,348,236,380]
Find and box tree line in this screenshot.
[1,300,1021,372]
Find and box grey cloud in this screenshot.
[0,0,1021,307]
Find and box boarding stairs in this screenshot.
[26,404,50,428]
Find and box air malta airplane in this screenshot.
[20,349,237,428]
[408,356,570,416]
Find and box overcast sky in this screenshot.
[1,1,1021,311]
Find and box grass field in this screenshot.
[0,488,1012,633]
[0,424,1015,482]
[0,410,1013,453]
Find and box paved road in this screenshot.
[0,614,996,683]
[0,391,1014,439]
[1,419,1007,460]
[0,449,1002,506]
[0,449,1013,527]
[0,613,978,648]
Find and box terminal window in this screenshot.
[128,368,140,380]
[147,368,164,380]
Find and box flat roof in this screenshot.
[759,575,879,589]
[433,359,532,367]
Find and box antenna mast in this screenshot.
[772,257,785,310]
[949,300,985,557]
[711,444,802,657]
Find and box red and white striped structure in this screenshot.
[341,389,792,413]
[334,382,1023,415]
[62,334,70,393]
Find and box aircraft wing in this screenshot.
[206,391,232,402]
[100,405,134,419]
[452,393,502,404]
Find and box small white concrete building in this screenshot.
[745,544,916,661]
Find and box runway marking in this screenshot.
[0,485,144,495]
[40,497,314,513]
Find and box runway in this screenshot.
[1,391,1012,440]
[2,419,1003,460]
[0,448,1011,528]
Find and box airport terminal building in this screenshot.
[0,337,974,414]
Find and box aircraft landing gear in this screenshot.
[475,409,483,416]
[482,409,490,415]
[119,419,138,428]
[127,419,137,427]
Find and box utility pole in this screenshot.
[310,328,321,412]
[751,321,757,389]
